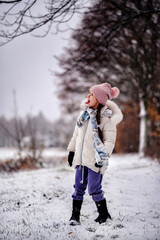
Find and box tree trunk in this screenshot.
[139,99,147,157]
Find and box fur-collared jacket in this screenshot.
[67,99,123,175]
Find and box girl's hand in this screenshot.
[95,163,103,168]
[68,151,75,167]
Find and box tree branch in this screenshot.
[0,0,22,4]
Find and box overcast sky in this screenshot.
[0,10,81,122]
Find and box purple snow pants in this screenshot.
[72,165,104,202]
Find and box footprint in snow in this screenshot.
[86,227,96,232]
[92,234,105,240]
[111,234,119,239]
[113,224,124,229]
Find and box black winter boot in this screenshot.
[69,199,83,226]
[95,198,112,224]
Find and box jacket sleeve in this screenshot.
[67,110,84,152]
[106,100,123,125]
[102,121,117,156]
[102,101,123,156]
[67,124,78,152]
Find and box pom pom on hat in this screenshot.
[111,87,120,98]
[90,82,120,106]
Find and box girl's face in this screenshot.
[85,91,99,109]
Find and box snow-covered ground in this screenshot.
[0,154,160,240]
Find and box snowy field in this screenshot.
[0,154,160,240]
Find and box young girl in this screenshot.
[67,83,123,225]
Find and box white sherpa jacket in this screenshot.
[67,99,123,175]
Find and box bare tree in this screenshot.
[56,0,160,157]
[0,0,160,46]
[0,0,89,46]
[0,90,44,170]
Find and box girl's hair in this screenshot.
[96,104,104,143]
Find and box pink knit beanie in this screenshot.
[90,83,120,106]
